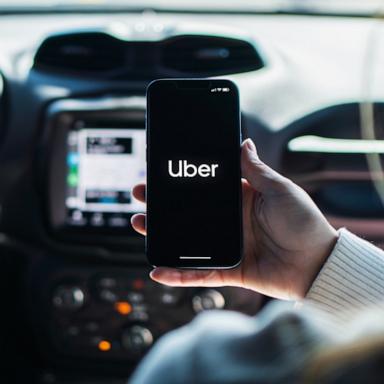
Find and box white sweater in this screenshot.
[307,228,384,316]
[130,229,384,384]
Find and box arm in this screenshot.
[129,303,334,384]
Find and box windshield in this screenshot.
[0,0,382,15]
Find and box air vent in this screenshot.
[33,32,126,74]
[161,35,264,76]
[284,141,384,218]
[282,104,384,219]
[33,31,265,79]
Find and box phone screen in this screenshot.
[146,79,242,268]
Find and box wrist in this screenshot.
[297,226,339,299]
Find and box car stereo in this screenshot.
[65,126,145,228]
[46,98,146,247]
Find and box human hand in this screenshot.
[131,139,338,300]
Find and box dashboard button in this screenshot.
[132,279,145,290]
[67,210,87,226]
[84,322,100,333]
[159,286,183,305]
[67,325,80,337]
[90,213,104,226]
[160,290,181,305]
[99,288,118,303]
[127,292,144,303]
[129,310,148,322]
[108,216,128,227]
[98,277,118,289]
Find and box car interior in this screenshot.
[0,0,383,383]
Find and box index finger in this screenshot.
[150,267,242,288]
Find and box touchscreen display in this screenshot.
[65,128,145,228]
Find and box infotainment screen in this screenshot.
[65,128,145,229]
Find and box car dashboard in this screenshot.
[0,9,382,384]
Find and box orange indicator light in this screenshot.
[115,301,132,315]
[98,340,111,352]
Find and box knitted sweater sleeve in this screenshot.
[306,228,384,318]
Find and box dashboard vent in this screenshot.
[161,35,263,76]
[33,32,126,74]
[282,104,384,219]
[33,31,264,78]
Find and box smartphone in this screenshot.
[146,79,242,269]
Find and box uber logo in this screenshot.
[168,160,219,178]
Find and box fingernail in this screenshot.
[150,268,180,280]
[149,269,156,279]
[244,138,256,153]
[149,269,160,280]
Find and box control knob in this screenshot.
[192,289,225,312]
[52,286,85,311]
[122,325,153,353]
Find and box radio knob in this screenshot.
[192,289,225,312]
[122,325,153,353]
[52,286,85,311]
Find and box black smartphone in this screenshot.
[146,79,242,269]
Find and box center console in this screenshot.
[31,261,262,366]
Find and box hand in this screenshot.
[131,139,338,300]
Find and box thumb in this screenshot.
[241,138,288,194]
